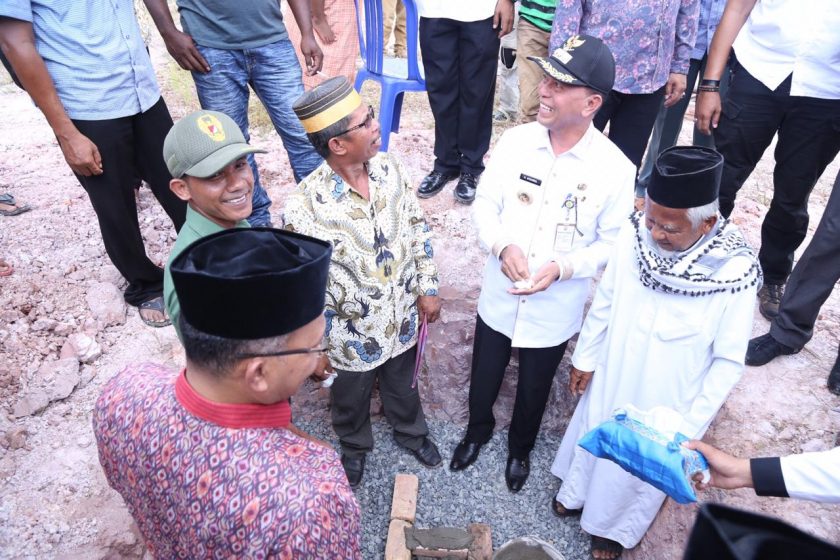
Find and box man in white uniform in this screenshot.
[550,146,761,559]
[449,35,635,493]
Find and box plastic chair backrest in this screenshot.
[354,0,423,81]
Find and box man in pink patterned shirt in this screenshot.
[93,228,361,559]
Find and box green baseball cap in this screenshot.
[163,110,266,178]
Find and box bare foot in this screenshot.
[591,535,623,559]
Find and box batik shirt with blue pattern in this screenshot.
[283,153,439,372]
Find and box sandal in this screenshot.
[551,497,582,517]
[0,193,32,216]
[591,536,623,560]
[139,296,171,328]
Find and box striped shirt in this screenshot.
[520,0,557,33]
[1,0,160,120]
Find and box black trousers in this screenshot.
[419,16,499,176]
[714,61,840,284]
[770,170,840,349]
[465,315,568,459]
[594,86,665,171]
[330,346,429,458]
[72,97,186,306]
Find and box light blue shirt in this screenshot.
[1,0,161,120]
[692,0,726,59]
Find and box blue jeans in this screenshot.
[637,54,731,196]
[192,39,323,226]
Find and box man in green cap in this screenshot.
[162,109,265,338]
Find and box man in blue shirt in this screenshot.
[142,0,324,226]
[0,0,186,327]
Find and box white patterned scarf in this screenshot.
[631,211,762,297]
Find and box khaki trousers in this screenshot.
[516,19,550,123]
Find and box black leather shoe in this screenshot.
[505,456,530,493]
[758,283,784,320]
[340,454,365,489]
[828,353,840,395]
[745,333,800,366]
[454,173,479,204]
[417,171,458,199]
[411,437,442,467]
[449,440,483,471]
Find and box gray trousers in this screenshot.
[330,346,429,458]
[770,170,840,349]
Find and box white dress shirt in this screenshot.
[732,0,840,99]
[473,122,635,348]
[414,0,497,21]
[780,447,840,503]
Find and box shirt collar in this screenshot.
[185,204,250,237]
[536,122,597,161]
[174,369,292,429]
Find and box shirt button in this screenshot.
[531,253,536,258]
[521,298,527,303]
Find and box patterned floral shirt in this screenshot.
[93,363,361,559]
[550,0,700,94]
[283,153,439,372]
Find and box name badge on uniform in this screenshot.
[554,223,576,252]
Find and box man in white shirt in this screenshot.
[449,35,635,494]
[414,0,513,204]
[695,0,840,320]
[550,146,760,559]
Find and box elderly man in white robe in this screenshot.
[550,146,761,560]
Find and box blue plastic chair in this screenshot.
[353,0,425,152]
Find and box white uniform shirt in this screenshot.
[780,447,840,503]
[473,122,635,348]
[414,0,497,21]
[732,0,840,99]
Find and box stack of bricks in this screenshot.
[383,474,493,560]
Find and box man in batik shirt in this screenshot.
[93,228,361,558]
[284,77,443,488]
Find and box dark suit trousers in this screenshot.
[714,60,840,284]
[330,346,429,458]
[419,16,499,176]
[72,97,186,306]
[465,314,568,459]
[770,170,840,349]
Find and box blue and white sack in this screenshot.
[577,405,710,504]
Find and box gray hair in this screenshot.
[179,316,289,377]
[306,115,353,160]
[686,199,720,229]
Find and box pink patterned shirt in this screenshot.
[93,363,361,559]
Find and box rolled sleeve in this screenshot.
[0,0,33,22]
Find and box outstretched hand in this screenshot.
[685,440,753,491]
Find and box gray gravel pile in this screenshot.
[294,415,591,559]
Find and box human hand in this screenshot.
[300,34,324,75]
[499,244,530,283]
[162,28,210,73]
[663,72,687,108]
[685,440,753,491]
[492,0,514,38]
[312,15,336,44]
[57,128,103,176]
[309,353,334,382]
[695,90,721,135]
[508,260,560,295]
[417,295,441,323]
[568,367,593,396]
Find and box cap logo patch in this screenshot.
[197,114,226,142]
[563,35,586,52]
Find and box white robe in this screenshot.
[551,222,758,548]
[780,447,840,503]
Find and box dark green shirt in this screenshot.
[177,0,288,50]
[164,205,250,339]
[520,0,557,33]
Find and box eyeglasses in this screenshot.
[235,339,329,360]
[336,105,375,136]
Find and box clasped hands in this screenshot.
[501,244,570,295]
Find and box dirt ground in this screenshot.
[1,36,839,559]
